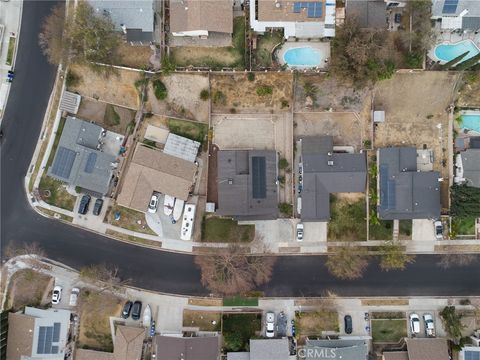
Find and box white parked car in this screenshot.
[409,313,420,335]
[69,287,80,306]
[265,312,275,338]
[434,220,443,240]
[423,313,435,337]
[148,194,159,213]
[52,285,62,305]
[296,223,304,241]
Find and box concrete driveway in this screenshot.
[410,219,436,252]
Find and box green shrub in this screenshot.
[153,79,167,100]
[256,85,273,96]
[66,70,80,87]
[278,202,293,216]
[199,89,210,101]
[213,90,227,105]
[247,72,255,81]
[278,158,289,170]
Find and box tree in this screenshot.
[79,263,128,293]
[38,3,69,65]
[194,245,276,295]
[278,158,289,170]
[440,306,465,342]
[455,52,480,71]
[3,242,47,271]
[440,51,469,70]
[199,89,210,101]
[326,245,368,280]
[152,79,168,100]
[379,240,415,271]
[437,254,478,269]
[451,185,480,217]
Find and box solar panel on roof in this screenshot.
[252,156,267,199]
[51,346,59,354]
[51,146,76,179]
[37,327,46,354]
[292,1,322,17]
[84,152,97,173]
[442,0,459,14]
[465,351,480,360]
[45,326,53,354]
[52,322,61,342]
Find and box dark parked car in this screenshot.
[122,301,133,319]
[131,301,142,321]
[78,195,91,215]
[344,315,353,334]
[394,13,402,23]
[93,198,104,216]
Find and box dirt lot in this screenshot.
[68,64,140,109]
[77,98,135,134]
[294,74,370,113]
[294,112,365,150]
[210,73,293,113]
[183,310,222,331]
[145,73,210,122]
[374,72,459,178]
[6,269,53,310]
[113,43,152,69]
[296,311,339,337]
[457,72,480,107]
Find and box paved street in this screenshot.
[3,1,480,298]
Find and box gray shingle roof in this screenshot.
[305,339,369,360]
[433,0,480,18]
[153,335,220,360]
[346,0,387,28]
[378,147,441,220]
[48,117,117,196]
[461,149,480,187]
[301,136,367,221]
[249,339,290,360]
[217,150,279,220]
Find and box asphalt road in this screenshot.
[2,1,480,297]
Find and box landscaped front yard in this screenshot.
[328,195,367,241]
[295,311,339,337]
[222,313,262,352]
[255,31,283,68]
[201,216,255,243]
[183,310,221,332]
[371,319,407,342]
[38,175,76,211]
[105,205,156,235]
[5,269,53,311]
[451,216,476,235]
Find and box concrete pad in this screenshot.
[412,219,435,241]
[303,222,328,242]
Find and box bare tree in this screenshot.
[437,254,478,269]
[38,3,69,65]
[79,263,129,293]
[195,245,276,296]
[379,240,415,271]
[3,242,47,270]
[326,244,368,280]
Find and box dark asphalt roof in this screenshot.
[471,137,480,149]
[346,0,387,28]
[217,150,278,220]
[462,17,480,30]
[305,339,369,360]
[301,137,367,221]
[461,149,480,188]
[154,335,220,360]
[126,29,153,43]
[378,147,441,220]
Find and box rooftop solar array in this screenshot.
[37,322,62,354]
[53,322,61,342]
[379,164,396,210]
[50,146,76,179]
[84,152,98,173]
[442,0,459,14]
[251,156,267,199]
[293,1,322,18]
[465,351,480,360]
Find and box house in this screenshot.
[170,0,233,42]
[345,0,387,28]
[88,0,154,44]
[153,334,221,360]
[301,136,367,221]
[6,307,71,360]
[432,0,480,32]
[117,144,197,212]
[303,339,369,360]
[216,150,279,220]
[382,338,449,360]
[250,0,336,39]
[227,338,291,360]
[455,148,480,187]
[75,325,145,360]
[377,147,441,220]
[47,116,121,197]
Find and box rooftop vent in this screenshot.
[228,179,233,185]
[327,160,334,166]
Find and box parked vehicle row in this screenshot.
[78,194,104,216]
[51,286,80,307]
[122,300,142,320]
[410,313,436,337]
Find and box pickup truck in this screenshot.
[423,313,435,337]
[69,288,80,307]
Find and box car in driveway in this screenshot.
[434,220,443,240]
[296,223,304,241]
[423,313,435,337]
[52,285,62,305]
[265,312,275,338]
[409,313,421,335]
[148,194,159,213]
[122,301,133,319]
[92,199,104,216]
[78,194,91,215]
[69,288,80,306]
[131,301,142,321]
[344,315,353,334]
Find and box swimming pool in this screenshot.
[283,47,321,67]
[434,40,480,63]
[460,113,480,133]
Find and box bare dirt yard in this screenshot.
[294,74,370,113]
[6,269,53,311]
[113,43,152,69]
[210,73,293,113]
[77,98,135,134]
[68,64,140,109]
[373,72,459,179]
[293,112,365,150]
[145,73,209,122]
[457,72,480,107]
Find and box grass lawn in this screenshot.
[6,269,52,311]
[328,196,367,241]
[105,205,156,235]
[183,310,221,331]
[222,313,261,352]
[255,31,283,68]
[223,297,259,306]
[78,289,122,352]
[370,220,394,240]
[6,36,16,66]
[399,220,412,238]
[171,16,245,69]
[38,175,76,211]
[372,319,407,342]
[104,104,121,126]
[167,118,208,144]
[295,311,339,336]
[46,117,66,168]
[452,216,476,235]
[201,216,255,243]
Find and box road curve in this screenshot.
[2,1,480,298]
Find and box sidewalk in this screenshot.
[0,0,22,122]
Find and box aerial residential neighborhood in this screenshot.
[2,0,480,359]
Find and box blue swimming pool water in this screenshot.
[283,47,321,67]
[461,114,480,133]
[434,40,480,63]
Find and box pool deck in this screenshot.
[429,29,480,64]
[458,110,480,136]
[277,41,330,70]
